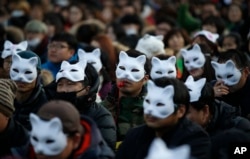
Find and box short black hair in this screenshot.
[153,77,190,111]
[51,32,78,50]
[218,49,249,68]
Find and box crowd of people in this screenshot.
[0,0,250,159]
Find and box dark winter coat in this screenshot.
[0,117,29,157]
[13,85,48,130]
[116,118,211,159]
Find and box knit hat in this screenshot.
[0,79,17,117]
[24,20,48,33]
[17,50,42,71]
[37,100,82,134]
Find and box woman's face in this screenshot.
[168,33,185,53]
[222,37,237,51]
[228,4,242,23]
[69,6,83,24]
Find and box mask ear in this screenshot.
[151,57,161,66]
[77,49,87,61]
[155,35,163,40]
[180,49,187,58]
[28,56,38,66]
[211,61,219,70]
[193,44,201,52]
[196,78,206,89]
[143,34,150,39]
[4,40,13,48]
[136,55,146,65]
[225,60,236,69]
[19,41,28,48]
[30,113,40,129]
[168,56,176,65]
[185,75,194,83]
[92,48,101,58]
[61,61,70,68]
[49,117,63,132]
[147,80,155,91]
[12,53,21,63]
[163,85,174,97]
[119,51,128,61]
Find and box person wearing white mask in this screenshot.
[24,20,49,64]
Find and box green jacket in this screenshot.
[101,84,147,141]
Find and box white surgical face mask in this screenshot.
[150,56,177,80]
[125,28,138,35]
[116,51,146,82]
[56,60,87,82]
[77,48,102,73]
[1,40,28,59]
[184,75,206,102]
[10,53,38,83]
[143,80,175,119]
[211,60,242,86]
[181,44,206,71]
[29,113,67,156]
[28,38,41,48]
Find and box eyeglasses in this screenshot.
[48,43,69,49]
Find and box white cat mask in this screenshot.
[116,51,146,82]
[77,48,102,73]
[181,44,206,71]
[150,56,177,80]
[30,113,67,156]
[184,75,206,102]
[143,80,175,119]
[10,53,38,83]
[1,40,28,59]
[211,60,242,86]
[135,34,165,58]
[145,138,190,159]
[193,30,219,44]
[56,60,87,82]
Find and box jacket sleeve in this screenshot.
[94,104,117,151]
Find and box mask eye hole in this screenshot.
[168,70,174,74]
[217,75,222,79]
[185,61,189,64]
[70,69,77,72]
[227,74,233,78]
[6,48,11,51]
[13,68,19,73]
[16,49,22,51]
[193,58,198,62]
[145,99,150,104]
[131,68,139,72]
[156,71,162,74]
[119,66,125,70]
[89,61,96,65]
[25,71,32,74]
[32,136,38,142]
[156,103,164,107]
[46,139,55,144]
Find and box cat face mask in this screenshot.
[30,113,67,156]
[150,56,177,80]
[10,53,38,83]
[211,60,242,86]
[184,75,206,102]
[143,80,175,119]
[1,40,28,59]
[56,60,87,82]
[145,138,190,159]
[116,51,146,82]
[180,44,206,71]
[78,48,102,73]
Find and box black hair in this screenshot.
[190,83,215,115]
[76,24,100,44]
[218,49,249,68]
[51,32,78,50]
[120,49,151,75]
[202,16,226,35]
[153,77,190,113]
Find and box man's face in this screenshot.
[3,56,12,77]
[155,23,172,36]
[186,105,207,127]
[144,111,180,130]
[57,78,88,97]
[15,79,37,93]
[47,41,74,63]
